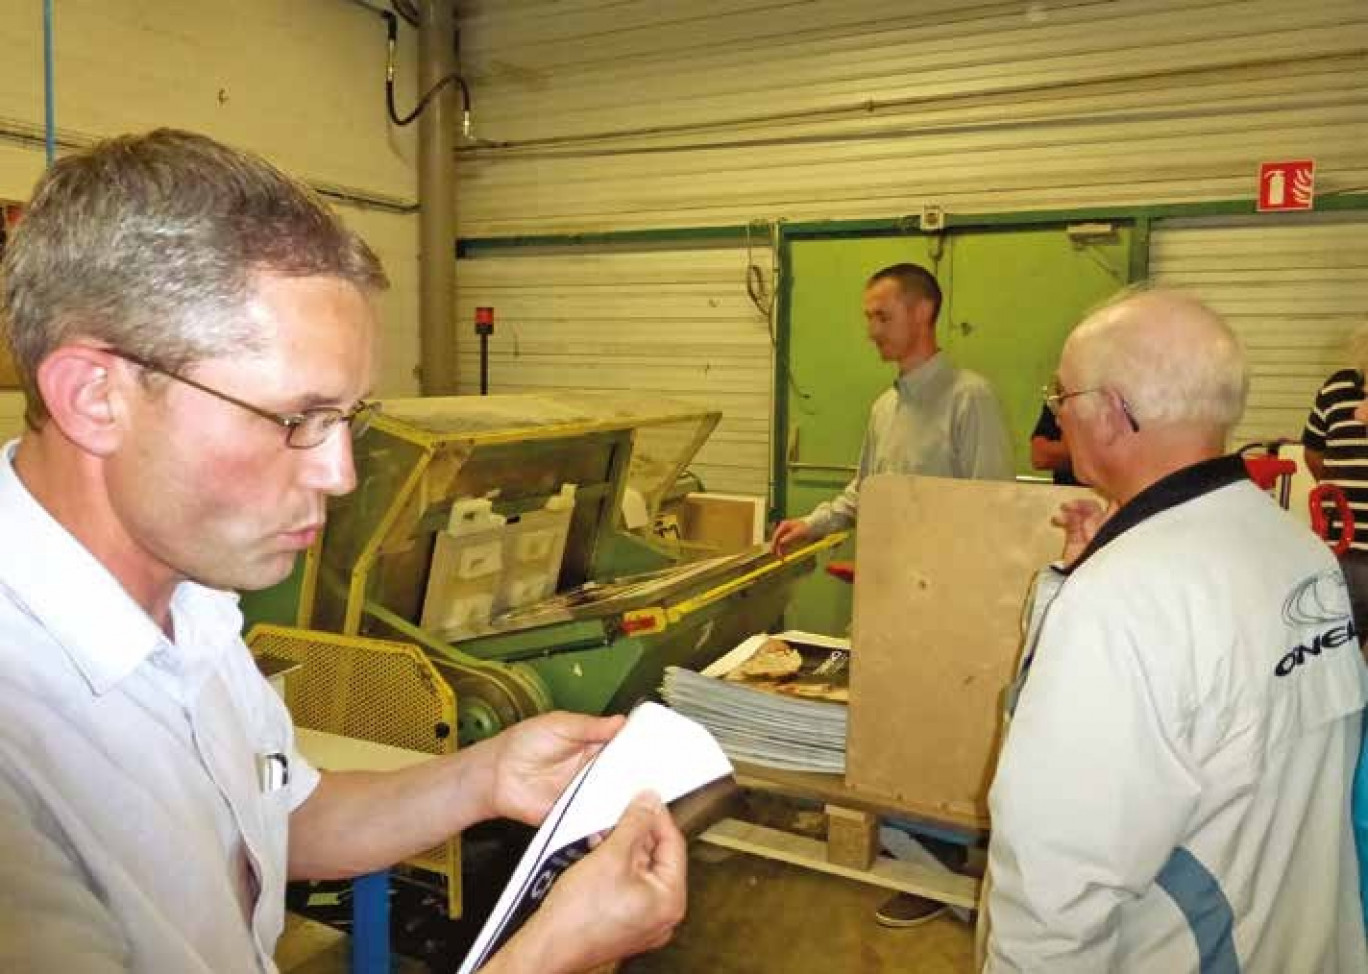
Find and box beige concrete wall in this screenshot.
[0,0,424,440]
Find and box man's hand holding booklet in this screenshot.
[459,702,737,974]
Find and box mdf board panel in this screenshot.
[1150,212,1368,449]
[453,247,774,497]
[846,474,1090,829]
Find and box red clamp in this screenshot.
[825,560,856,584]
[1309,483,1355,556]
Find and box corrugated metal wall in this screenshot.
[455,0,1367,498]
[457,0,1365,233]
[1151,212,1368,448]
[455,245,775,495]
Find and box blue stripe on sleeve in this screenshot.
[1156,846,1241,974]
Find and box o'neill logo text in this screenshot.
[1276,620,1357,677]
[1277,570,1356,677]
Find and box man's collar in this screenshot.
[1066,454,1250,574]
[894,351,948,396]
[0,441,168,694]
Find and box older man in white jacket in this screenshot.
[984,290,1368,972]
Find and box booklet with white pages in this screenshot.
[455,702,734,974]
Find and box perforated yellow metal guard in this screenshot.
[247,624,463,917]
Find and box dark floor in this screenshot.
[623,844,974,974]
[278,842,974,974]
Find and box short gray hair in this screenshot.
[1,129,388,423]
[1065,288,1248,432]
[1346,321,1368,376]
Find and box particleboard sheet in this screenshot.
[846,474,1094,829]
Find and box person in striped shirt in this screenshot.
[1302,322,1368,633]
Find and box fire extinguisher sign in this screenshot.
[1257,159,1315,212]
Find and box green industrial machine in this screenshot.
[286,392,836,744]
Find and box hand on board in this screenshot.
[770,518,812,559]
[1052,498,1116,566]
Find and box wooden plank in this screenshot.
[825,804,878,870]
[731,762,979,836]
[699,818,980,909]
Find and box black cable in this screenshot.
[744,221,774,321]
[743,221,812,404]
[391,0,419,27]
[382,10,471,131]
[340,0,391,18]
[745,264,770,317]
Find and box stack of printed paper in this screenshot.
[661,631,849,774]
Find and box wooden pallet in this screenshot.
[698,763,982,909]
[700,815,978,909]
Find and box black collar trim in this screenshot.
[1066,454,1249,575]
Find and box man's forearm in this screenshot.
[1303,447,1326,482]
[807,477,859,537]
[1030,437,1070,472]
[287,741,498,880]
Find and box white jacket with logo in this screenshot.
[986,457,1368,973]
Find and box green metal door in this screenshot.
[937,226,1132,472]
[780,224,1131,635]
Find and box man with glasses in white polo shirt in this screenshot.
[0,130,684,973]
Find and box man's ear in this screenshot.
[34,346,127,456]
[1098,388,1137,443]
[914,297,937,332]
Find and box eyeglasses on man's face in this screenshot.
[1042,380,1140,433]
[106,349,379,450]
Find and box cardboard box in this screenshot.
[663,492,765,555]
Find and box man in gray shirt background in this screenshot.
[771,262,1014,558]
[769,261,1013,929]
